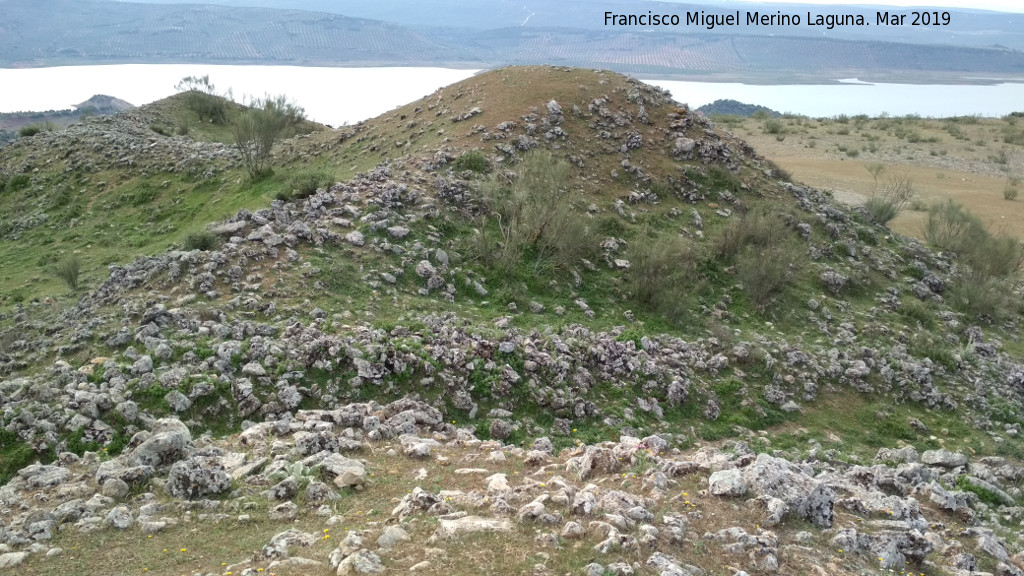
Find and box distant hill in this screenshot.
[697,99,780,117]
[0,93,136,146]
[116,0,1024,51]
[3,0,1024,82]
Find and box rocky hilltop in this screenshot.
[0,66,1022,576]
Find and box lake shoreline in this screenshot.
[4,61,1024,87]
[2,64,1024,125]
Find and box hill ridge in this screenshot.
[0,65,1022,576]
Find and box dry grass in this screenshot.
[732,115,1024,242]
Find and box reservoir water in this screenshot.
[2,64,1024,125]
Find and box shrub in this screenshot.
[864,172,913,226]
[286,170,334,200]
[762,119,785,134]
[717,207,805,308]
[626,232,700,310]
[6,174,30,192]
[149,124,170,136]
[947,272,1015,319]
[452,150,490,174]
[924,200,1023,318]
[737,242,803,308]
[924,200,1023,278]
[18,120,54,138]
[717,207,795,260]
[53,255,81,291]
[234,95,305,179]
[175,75,228,124]
[764,160,792,182]
[1004,184,1019,201]
[470,150,596,275]
[184,231,219,251]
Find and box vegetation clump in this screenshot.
[452,150,490,174]
[864,170,914,226]
[626,231,700,322]
[281,169,335,201]
[175,75,229,124]
[52,254,81,291]
[17,121,54,137]
[184,231,220,251]
[924,200,1023,317]
[233,95,306,179]
[718,208,805,307]
[468,150,597,276]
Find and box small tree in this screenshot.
[233,95,305,179]
[175,75,228,124]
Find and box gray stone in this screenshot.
[320,454,366,489]
[126,418,192,468]
[708,469,747,497]
[106,505,134,529]
[0,552,28,569]
[337,549,385,575]
[345,231,365,246]
[132,355,154,374]
[741,453,835,528]
[241,362,267,377]
[428,516,513,542]
[269,501,299,521]
[262,528,317,559]
[101,478,130,500]
[166,456,231,499]
[164,390,191,413]
[376,526,410,550]
[415,260,436,278]
[922,449,968,468]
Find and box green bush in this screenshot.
[234,95,305,178]
[955,475,1005,506]
[53,255,81,291]
[0,429,38,486]
[184,231,220,251]
[924,200,1023,279]
[762,119,785,135]
[1004,184,1019,201]
[176,75,228,124]
[947,272,1015,319]
[18,120,54,138]
[469,150,596,276]
[452,150,490,174]
[626,232,700,314]
[764,160,792,182]
[924,200,1023,318]
[6,174,30,192]
[286,170,335,200]
[736,242,803,308]
[864,172,913,226]
[717,207,804,308]
[717,207,795,260]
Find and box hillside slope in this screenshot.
[6,0,1024,81]
[0,67,1023,576]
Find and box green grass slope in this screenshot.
[1,65,1023,486]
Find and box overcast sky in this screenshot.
[721,0,1024,13]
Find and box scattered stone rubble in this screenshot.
[1,411,1023,575]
